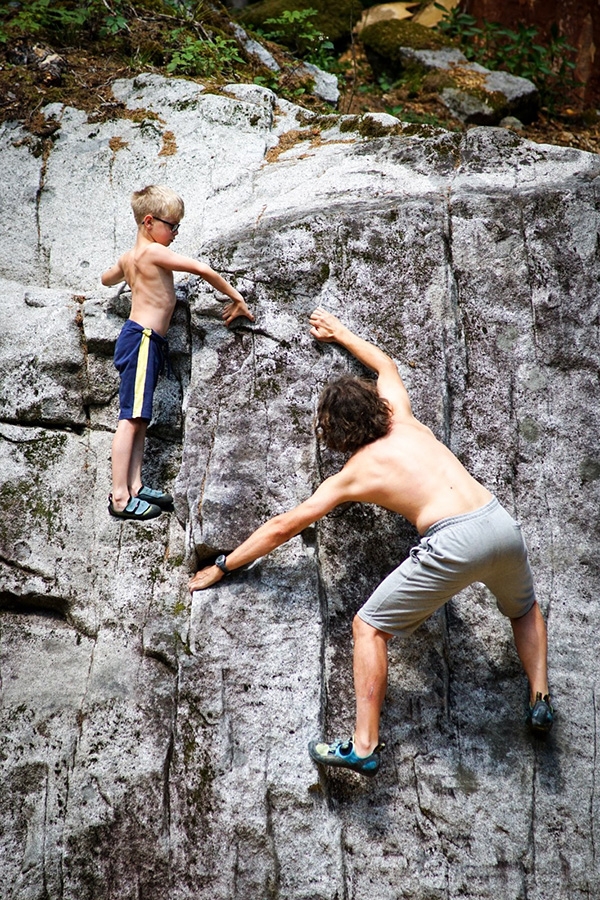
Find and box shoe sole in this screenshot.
[108,505,162,521]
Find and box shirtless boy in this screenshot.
[102,184,254,521]
[188,308,553,776]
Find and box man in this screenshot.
[189,308,553,777]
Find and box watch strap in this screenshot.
[215,554,231,575]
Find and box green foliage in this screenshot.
[0,0,128,43]
[167,30,244,77]
[0,0,249,84]
[260,8,335,70]
[434,5,579,111]
[239,0,361,46]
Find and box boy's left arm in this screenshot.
[196,263,254,324]
[155,247,254,324]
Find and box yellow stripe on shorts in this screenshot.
[132,328,152,418]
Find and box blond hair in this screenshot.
[131,184,185,225]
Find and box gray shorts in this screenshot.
[358,497,536,637]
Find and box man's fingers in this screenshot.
[189,571,210,592]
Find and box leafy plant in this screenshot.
[0,0,130,42]
[434,5,579,112]
[167,31,244,77]
[260,8,335,71]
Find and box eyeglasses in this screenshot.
[152,216,180,234]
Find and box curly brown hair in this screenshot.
[316,376,392,453]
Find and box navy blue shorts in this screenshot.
[114,319,168,421]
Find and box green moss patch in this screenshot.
[361,19,452,80]
[362,19,452,55]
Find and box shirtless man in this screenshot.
[189,308,553,776]
[101,184,254,521]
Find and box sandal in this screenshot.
[108,494,162,521]
[308,736,384,777]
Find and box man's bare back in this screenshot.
[337,417,492,534]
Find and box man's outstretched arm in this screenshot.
[188,471,352,592]
[309,307,412,418]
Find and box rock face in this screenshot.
[1,74,600,899]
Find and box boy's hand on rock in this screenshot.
[222,298,255,326]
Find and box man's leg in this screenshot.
[510,601,549,702]
[352,615,393,757]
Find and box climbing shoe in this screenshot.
[528,693,554,734]
[108,494,162,521]
[308,737,384,777]
[136,485,174,510]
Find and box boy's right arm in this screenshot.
[101,258,125,287]
[309,307,413,419]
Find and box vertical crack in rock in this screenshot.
[313,440,332,798]
[593,688,598,867]
[442,185,463,448]
[59,633,97,889]
[41,761,51,900]
[160,619,181,862]
[529,751,538,883]
[70,634,97,778]
[517,198,539,354]
[440,605,454,725]
[439,185,460,731]
[33,113,60,290]
[264,786,282,897]
[162,729,175,841]
[196,401,221,539]
[249,325,258,399]
[338,822,350,900]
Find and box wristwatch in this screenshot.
[215,554,231,576]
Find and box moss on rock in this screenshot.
[362,19,452,54]
[361,19,453,80]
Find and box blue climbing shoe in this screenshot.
[136,485,174,510]
[108,494,162,521]
[528,693,554,734]
[308,737,384,777]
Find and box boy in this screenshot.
[102,184,254,521]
